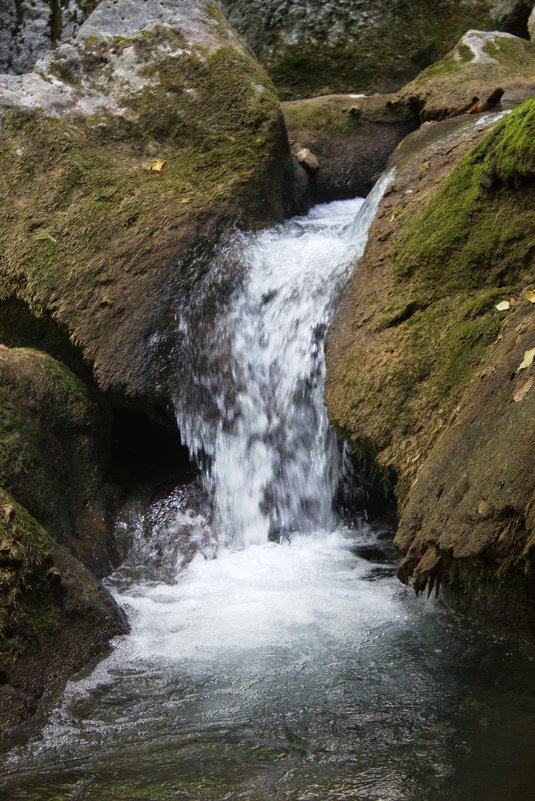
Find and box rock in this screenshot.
[0,0,294,424]
[283,93,416,202]
[0,488,126,733]
[0,347,117,576]
[294,146,320,173]
[0,0,99,75]
[397,30,535,120]
[530,5,535,38]
[326,97,535,623]
[221,0,533,99]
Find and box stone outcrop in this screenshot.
[221,0,533,98]
[397,29,535,119]
[0,0,294,424]
[0,487,125,734]
[326,96,534,631]
[283,93,416,202]
[0,0,99,75]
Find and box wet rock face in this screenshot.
[283,93,416,202]
[221,0,532,98]
[0,0,99,75]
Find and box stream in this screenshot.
[1,176,535,801]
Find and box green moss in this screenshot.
[0,348,102,534]
[0,41,282,350]
[393,99,535,288]
[0,488,58,669]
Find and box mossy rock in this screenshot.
[221,0,530,100]
[0,346,115,575]
[0,487,125,733]
[0,1,292,417]
[398,30,535,119]
[326,97,535,613]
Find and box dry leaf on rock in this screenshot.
[516,348,535,372]
[34,231,57,244]
[525,289,535,303]
[143,159,166,174]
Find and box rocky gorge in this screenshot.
[0,0,534,797]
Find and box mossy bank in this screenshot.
[326,97,535,633]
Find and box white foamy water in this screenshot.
[174,175,392,546]
[3,176,535,801]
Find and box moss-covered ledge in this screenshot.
[326,97,535,619]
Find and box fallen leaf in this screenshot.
[513,376,533,402]
[525,289,535,303]
[495,300,510,311]
[516,348,535,372]
[34,231,57,244]
[150,159,166,173]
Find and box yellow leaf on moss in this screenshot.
[525,289,535,303]
[495,300,510,311]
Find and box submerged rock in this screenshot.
[326,97,535,631]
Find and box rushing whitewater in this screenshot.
[174,174,392,546]
[3,176,535,801]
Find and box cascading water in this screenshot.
[3,174,535,801]
[174,174,392,547]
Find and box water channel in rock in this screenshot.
[1,175,535,801]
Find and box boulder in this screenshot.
[221,0,533,99]
[397,29,535,119]
[0,0,99,75]
[529,4,535,38]
[0,488,126,734]
[0,0,294,423]
[0,346,117,576]
[326,97,535,628]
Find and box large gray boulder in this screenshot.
[0,0,293,422]
[221,0,534,98]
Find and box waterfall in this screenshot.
[174,172,392,547]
